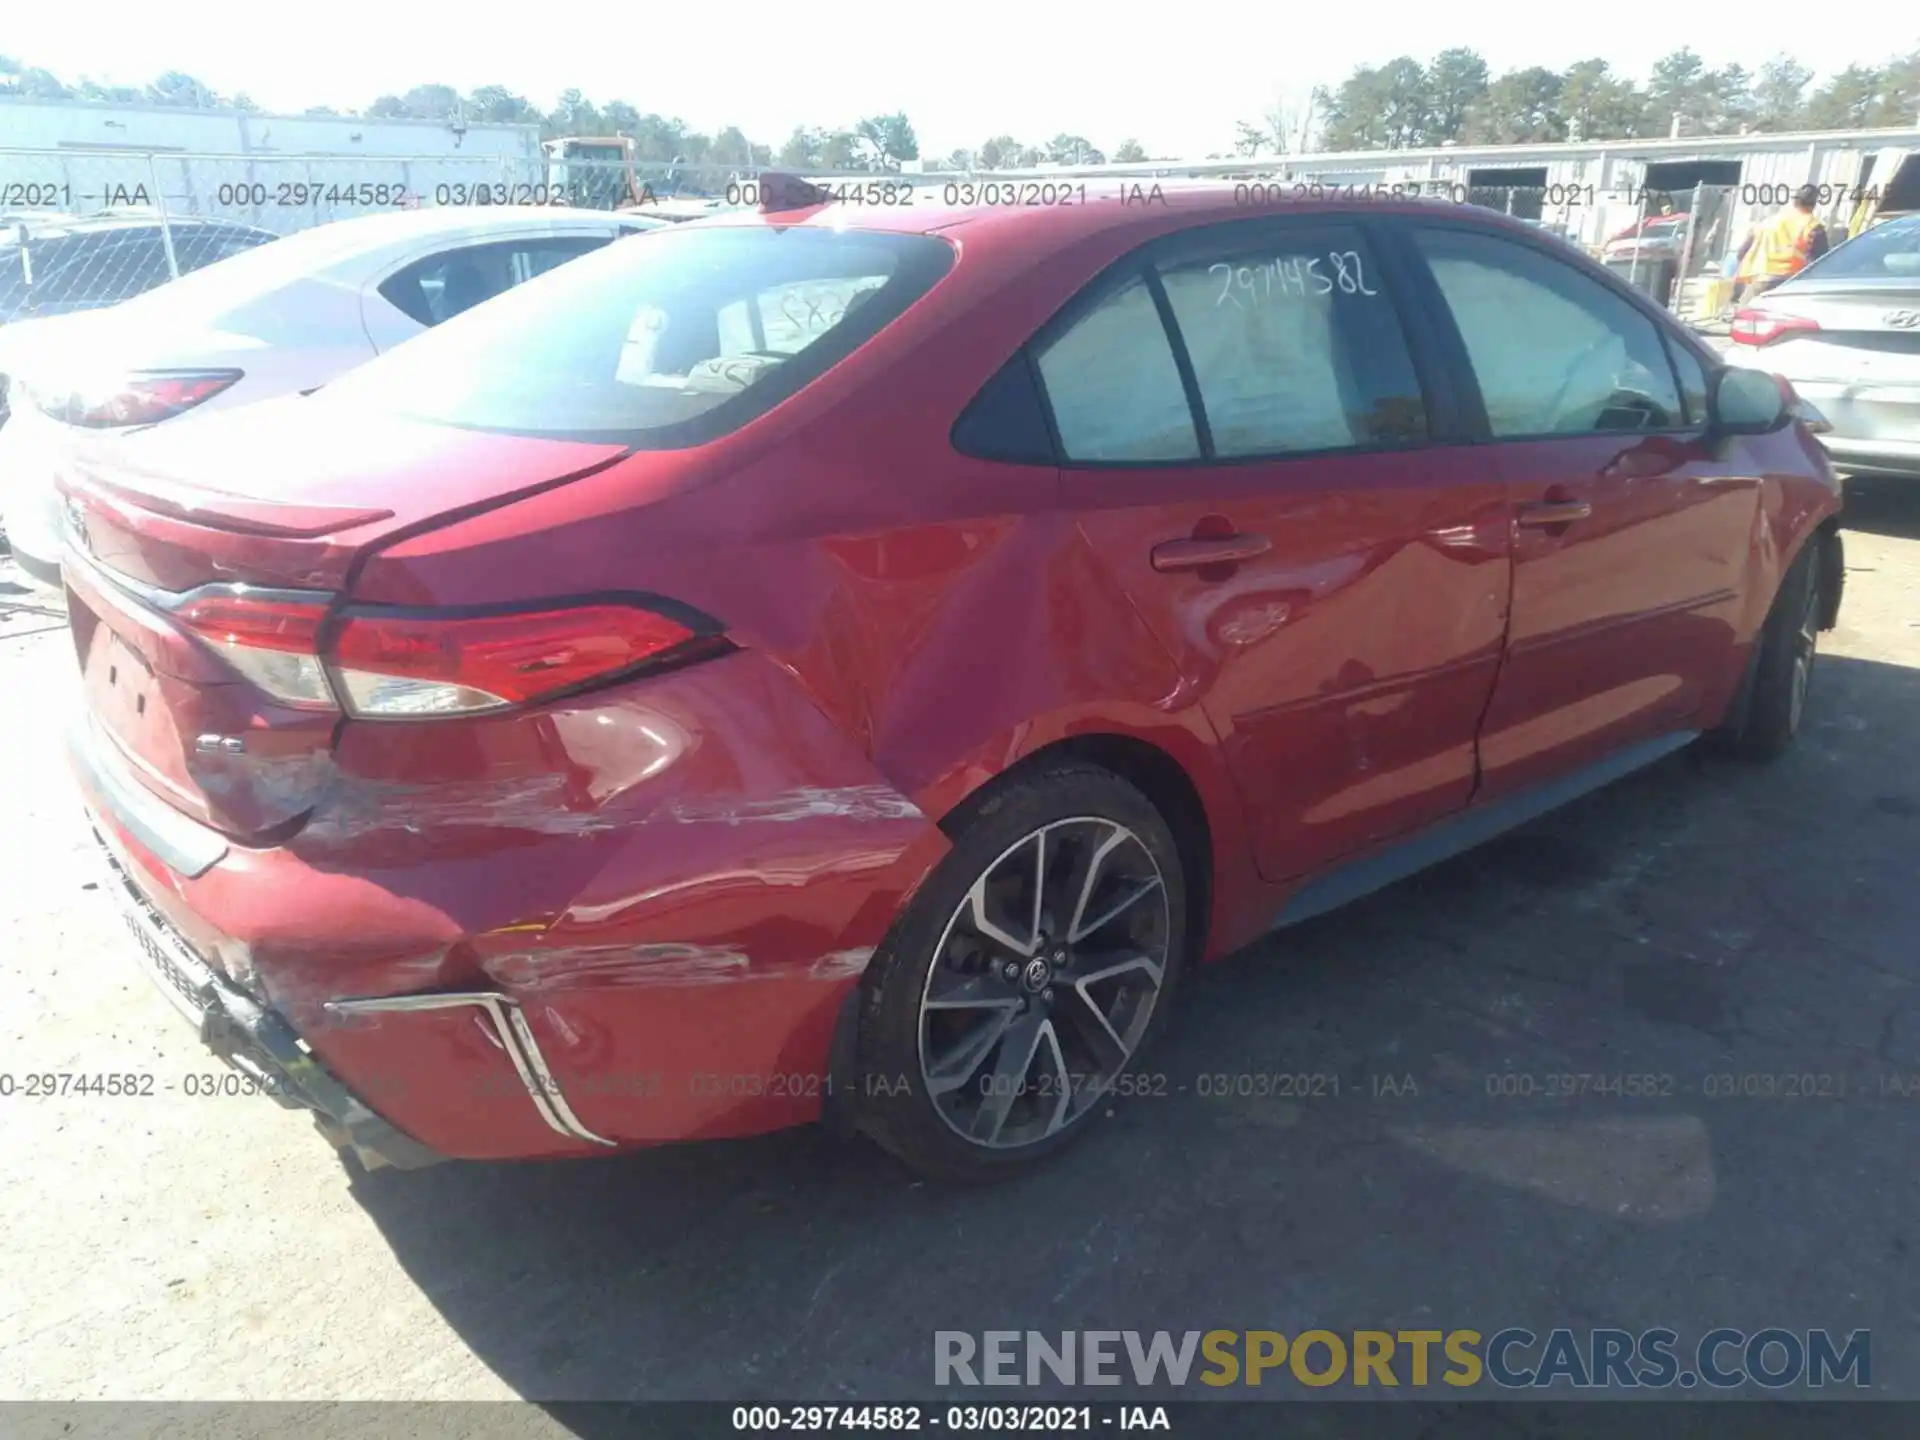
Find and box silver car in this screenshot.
[1724,214,1920,479]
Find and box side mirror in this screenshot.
[1710,366,1788,436]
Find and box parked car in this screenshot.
[625,197,734,222]
[1518,217,1574,243]
[59,183,1842,1180]
[1602,211,1689,261]
[1724,212,1920,479]
[1,211,281,327]
[0,205,666,587]
[0,213,279,493]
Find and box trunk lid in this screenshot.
[63,394,631,592]
[1760,282,1920,380]
[1754,283,1920,445]
[63,396,632,841]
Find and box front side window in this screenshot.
[1155,230,1426,457]
[511,241,594,284]
[1412,226,1684,437]
[323,226,954,444]
[1665,336,1710,427]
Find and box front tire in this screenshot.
[1715,543,1823,761]
[855,763,1189,1181]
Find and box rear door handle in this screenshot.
[1151,533,1272,572]
[1515,499,1593,528]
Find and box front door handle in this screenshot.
[1151,533,1272,572]
[1515,499,1593,528]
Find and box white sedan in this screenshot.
[1721,214,1920,481]
[0,205,663,586]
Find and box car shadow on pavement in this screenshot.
[1841,476,1920,541]
[345,651,1920,1410]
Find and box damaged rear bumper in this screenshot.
[66,647,950,1159]
[91,825,444,1172]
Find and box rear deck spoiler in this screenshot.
[61,463,394,539]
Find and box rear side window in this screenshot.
[952,353,1055,464]
[326,227,953,444]
[1029,223,1426,466]
[1411,226,1684,437]
[174,229,276,276]
[1154,230,1427,456]
[378,235,611,327]
[1035,276,1199,462]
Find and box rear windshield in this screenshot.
[316,225,955,445]
[1802,215,1920,280]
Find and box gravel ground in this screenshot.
[2,478,1918,1412]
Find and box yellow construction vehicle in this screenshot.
[543,136,651,209]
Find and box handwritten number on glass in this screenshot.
[1211,251,1377,309]
[779,291,848,334]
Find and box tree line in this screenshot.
[1288,46,1920,154]
[4,46,1918,172]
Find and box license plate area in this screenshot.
[87,629,161,741]
[77,608,210,817]
[94,826,220,1027]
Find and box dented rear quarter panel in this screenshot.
[285,650,951,1148]
[305,450,1263,1144]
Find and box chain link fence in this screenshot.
[1,147,1882,328]
[0,149,774,320]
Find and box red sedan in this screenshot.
[59,180,1843,1179]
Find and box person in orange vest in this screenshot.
[1735,184,1831,300]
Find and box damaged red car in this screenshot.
[61,180,1843,1179]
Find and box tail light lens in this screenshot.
[175,591,335,707]
[1729,310,1820,347]
[27,369,242,428]
[329,605,703,716]
[174,589,719,717]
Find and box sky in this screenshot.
[2,0,1906,158]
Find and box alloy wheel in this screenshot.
[916,817,1170,1150]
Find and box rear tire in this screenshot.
[1714,543,1822,762]
[855,763,1189,1181]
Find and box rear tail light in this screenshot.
[26,369,242,428]
[329,605,705,716]
[175,591,335,708]
[174,589,721,716]
[1729,309,1820,347]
